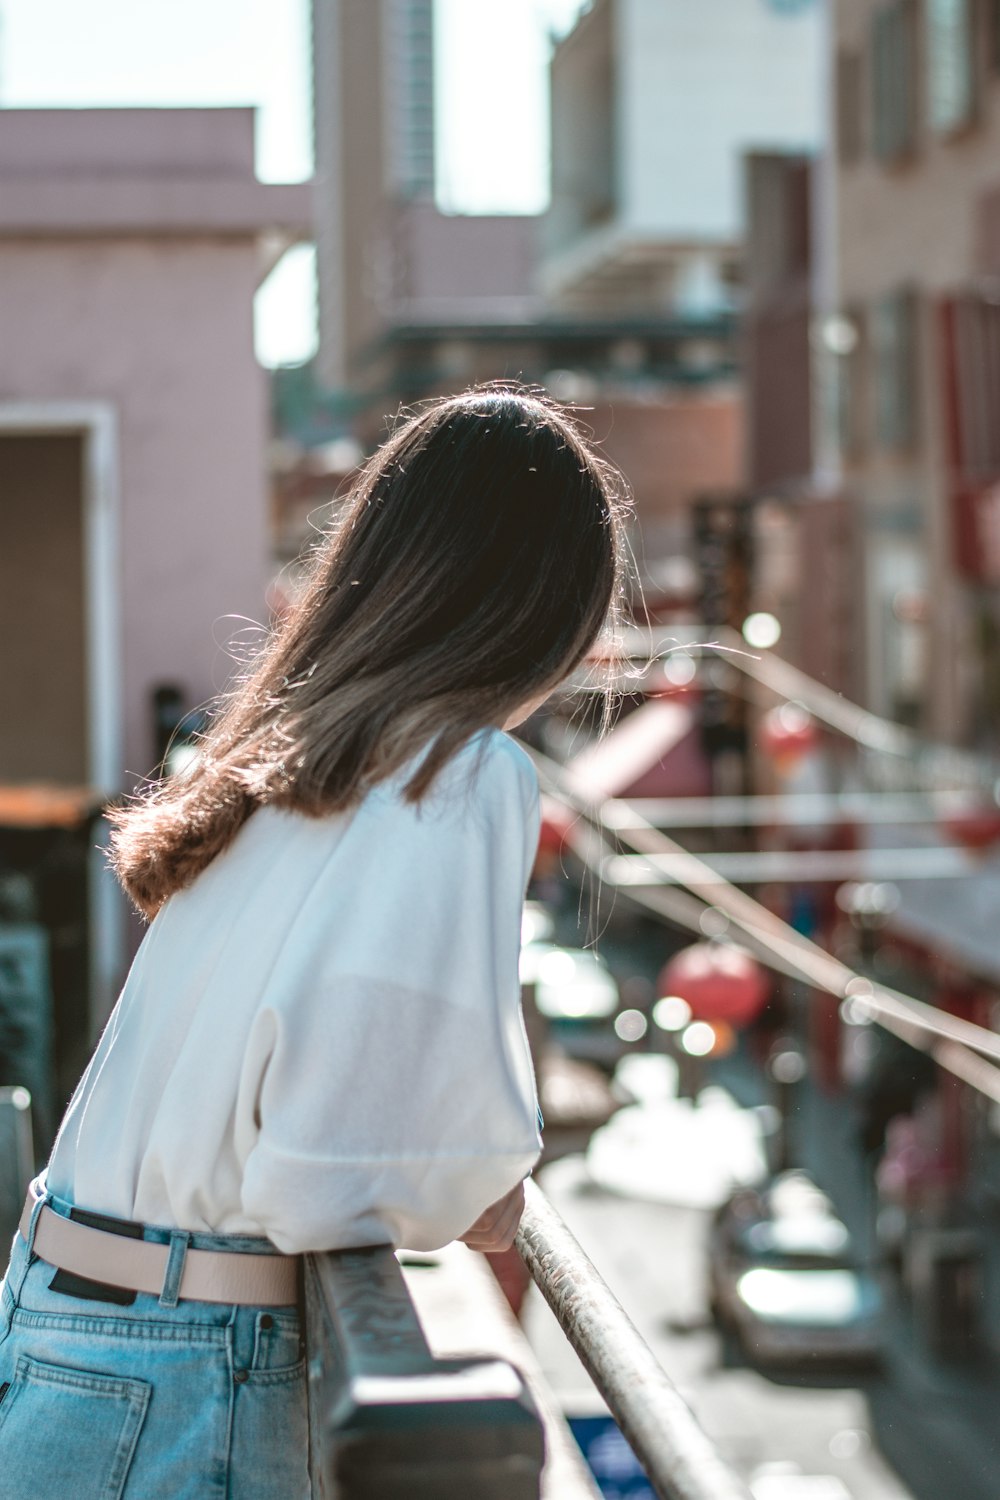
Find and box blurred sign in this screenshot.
[953,482,1000,585]
[0,1086,34,1245]
[693,495,753,759]
[939,293,1000,582]
[569,1416,654,1500]
[0,923,53,1144]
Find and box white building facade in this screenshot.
[544,0,825,314]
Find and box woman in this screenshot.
[0,386,629,1497]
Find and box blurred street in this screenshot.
[524,1118,942,1500]
[528,1153,904,1498]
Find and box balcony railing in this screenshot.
[304,1236,544,1499]
[305,1178,752,1500]
[516,1181,752,1500]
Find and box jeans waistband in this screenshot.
[31,1176,285,1258]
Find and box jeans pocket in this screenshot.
[229,1360,310,1500]
[0,1353,150,1500]
[251,1310,304,1375]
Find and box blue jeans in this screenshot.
[0,1182,310,1499]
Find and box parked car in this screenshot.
[707,1172,882,1369]
[519,939,624,1068]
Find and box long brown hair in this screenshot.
[110,386,630,917]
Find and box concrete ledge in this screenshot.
[0,177,313,239]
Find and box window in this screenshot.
[837,51,864,165]
[926,0,977,136]
[836,309,868,459]
[872,288,920,451]
[813,311,867,469]
[872,1,918,165]
[745,154,810,298]
[940,292,1000,479]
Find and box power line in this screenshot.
[610,846,980,884]
[611,625,1000,794]
[616,790,983,828]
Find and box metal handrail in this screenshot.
[516,1180,753,1500]
[617,623,1000,789]
[303,1182,753,1500]
[529,744,1000,1105]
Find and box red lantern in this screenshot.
[759,702,818,769]
[657,941,770,1029]
[941,808,1000,854]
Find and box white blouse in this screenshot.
[46,730,542,1254]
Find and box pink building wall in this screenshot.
[0,108,311,786]
[0,239,267,782]
[389,202,541,322]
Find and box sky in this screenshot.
[0,0,587,367]
[435,0,587,214]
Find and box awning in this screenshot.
[566,697,712,802]
[865,820,1000,987]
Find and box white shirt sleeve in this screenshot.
[239,731,542,1254]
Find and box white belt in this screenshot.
[20,1196,299,1307]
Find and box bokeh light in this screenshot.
[680,1021,717,1057]
[652,995,692,1032]
[614,1008,649,1042]
[742,612,782,649]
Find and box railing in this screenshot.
[516,1181,752,1500]
[6,1086,745,1494]
[304,1240,543,1499]
[529,743,1000,1108]
[305,1180,752,1500]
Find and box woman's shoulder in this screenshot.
[420,728,537,811]
[366,728,537,831]
[462,728,537,793]
[224,734,536,874]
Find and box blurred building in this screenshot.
[0,107,310,1033]
[739,2,1000,1323]
[543,0,823,318]
[743,150,862,699]
[811,1,1000,1276]
[307,0,826,587]
[541,0,824,574]
[829,0,1000,745]
[311,0,541,409]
